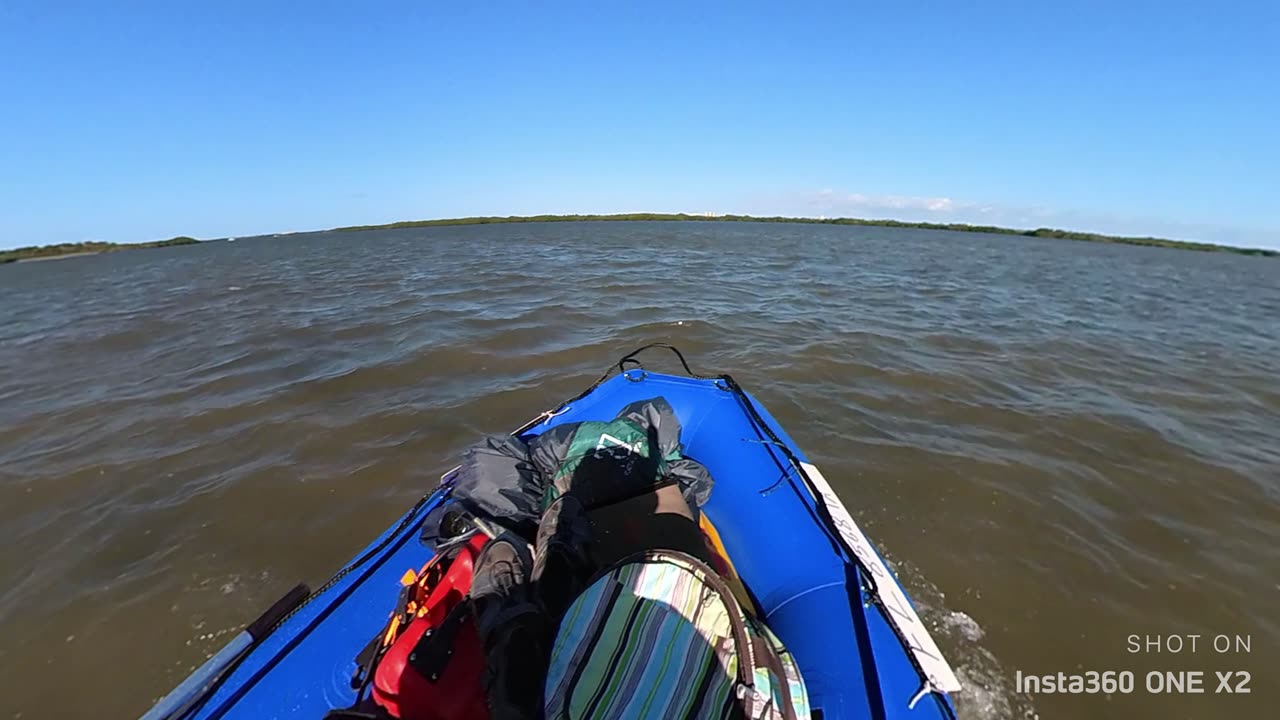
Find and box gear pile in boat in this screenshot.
[330,397,811,720]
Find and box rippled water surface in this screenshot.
[2,222,1277,719]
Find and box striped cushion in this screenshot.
[545,552,809,720]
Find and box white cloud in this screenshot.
[796,189,1079,230]
[782,189,1280,249]
[807,189,965,215]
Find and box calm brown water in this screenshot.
[1,222,1277,719]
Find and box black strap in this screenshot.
[349,633,384,690]
[614,343,716,379]
[405,599,473,682]
[513,344,723,437]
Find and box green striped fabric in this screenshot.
[545,552,810,720]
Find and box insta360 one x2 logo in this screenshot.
[1016,634,1254,696]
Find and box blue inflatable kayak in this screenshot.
[148,346,960,720]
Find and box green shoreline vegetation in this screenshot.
[333,213,1277,257]
[0,236,201,264]
[5,216,1275,261]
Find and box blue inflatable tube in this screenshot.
[165,354,959,720]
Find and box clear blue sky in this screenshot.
[2,1,1277,249]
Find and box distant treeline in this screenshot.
[0,236,201,264]
[333,213,1277,256]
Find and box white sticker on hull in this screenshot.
[799,462,962,697]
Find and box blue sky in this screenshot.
[1,1,1277,250]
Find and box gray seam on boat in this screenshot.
[765,580,847,621]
